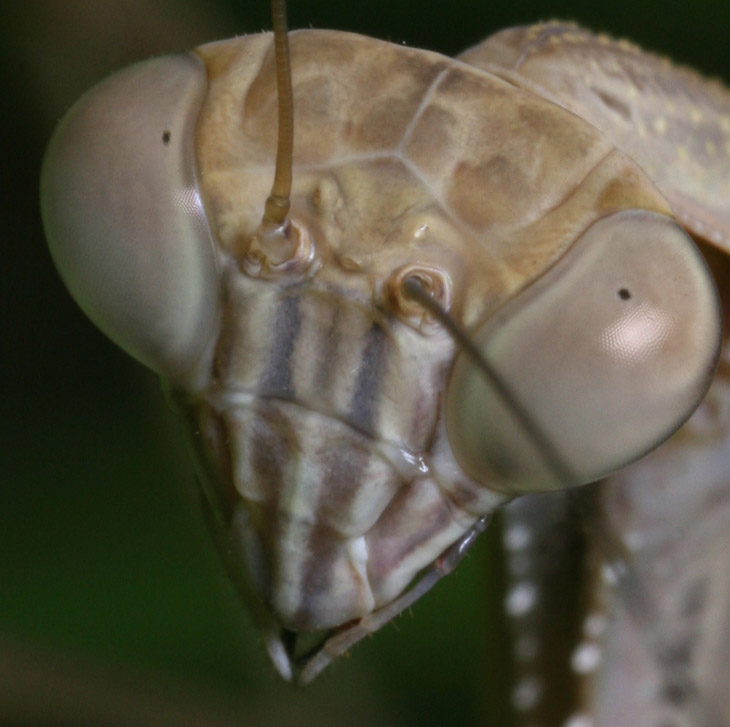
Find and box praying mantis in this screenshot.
[38,0,730,723]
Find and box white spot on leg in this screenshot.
[601,561,624,586]
[504,523,531,551]
[511,675,542,711]
[571,642,602,674]
[623,529,646,552]
[505,582,537,617]
[563,714,593,727]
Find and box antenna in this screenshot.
[262,0,294,230]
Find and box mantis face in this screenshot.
[38,6,730,719]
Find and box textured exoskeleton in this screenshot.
[40,10,730,720]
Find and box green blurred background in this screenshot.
[2,1,730,725]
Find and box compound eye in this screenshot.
[446,210,721,492]
[41,53,218,382]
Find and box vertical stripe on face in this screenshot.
[219,273,452,452]
[288,291,373,421]
[229,403,403,629]
[257,293,300,399]
[349,323,389,435]
[313,307,343,392]
[211,272,469,630]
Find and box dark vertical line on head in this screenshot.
[292,524,344,629]
[294,433,375,628]
[292,315,388,629]
[258,293,300,399]
[313,306,342,393]
[349,323,389,435]
[261,0,293,228]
